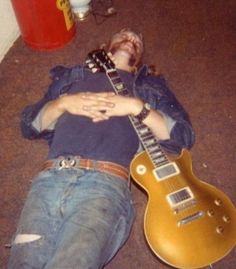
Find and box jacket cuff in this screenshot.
[32,104,56,132]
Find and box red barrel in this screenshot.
[11,0,76,50]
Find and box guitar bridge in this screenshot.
[178,211,204,226]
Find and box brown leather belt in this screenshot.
[41,157,129,181]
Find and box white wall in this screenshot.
[0,0,20,62]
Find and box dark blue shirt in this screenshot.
[48,70,139,167]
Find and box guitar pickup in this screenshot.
[153,162,180,181]
[166,187,195,210]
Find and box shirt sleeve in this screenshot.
[158,110,176,135]
[20,65,83,142]
[135,73,195,154]
[20,92,54,141]
[31,103,57,132]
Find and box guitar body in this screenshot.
[130,149,236,269]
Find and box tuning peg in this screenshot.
[85,59,95,69]
[107,52,117,66]
[91,67,98,73]
[88,63,95,69]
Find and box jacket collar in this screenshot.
[134,64,149,84]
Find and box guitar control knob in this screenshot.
[136,165,147,175]
[216,226,224,234]
[207,209,215,217]
[222,215,230,223]
[214,198,223,206]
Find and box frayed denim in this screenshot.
[8,168,135,269]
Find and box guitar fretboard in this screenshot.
[107,69,169,168]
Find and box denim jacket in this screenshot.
[20,64,195,154]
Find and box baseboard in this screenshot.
[0,29,20,62]
[0,0,20,63]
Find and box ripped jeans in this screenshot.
[8,168,135,269]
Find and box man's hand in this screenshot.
[91,94,143,122]
[59,92,116,121]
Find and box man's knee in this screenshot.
[13,234,42,244]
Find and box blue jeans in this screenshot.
[8,168,135,269]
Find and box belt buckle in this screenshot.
[59,158,76,169]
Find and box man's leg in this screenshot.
[8,170,66,269]
[45,171,135,269]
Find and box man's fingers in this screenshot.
[91,111,110,122]
[82,106,110,119]
[82,102,114,112]
[81,92,115,100]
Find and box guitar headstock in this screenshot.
[86,49,115,73]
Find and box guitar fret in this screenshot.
[139,128,150,136]
[148,148,164,156]
[141,135,155,143]
[151,151,163,159]
[147,144,166,165]
[153,156,168,166]
[111,77,123,85]
[142,133,155,140]
[135,125,149,134]
[134,123,147,129]
[143,138,157,146]
[132,116,139,122]
[120,89,129,96]
[131,117,168,166]
[107,69,118,79]
[136,125,151,132]
[143,130,153,138]
[114,83,125,92]
[118,88,128,95]
[107,72,129,96]
[134,121,143,127]
[148,145,162,153]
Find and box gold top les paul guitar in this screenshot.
[86,49,236,269]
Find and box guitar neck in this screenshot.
[106,69,169,168]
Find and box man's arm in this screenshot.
[106,95,170,140]
[141,109,170,140]
[133,74,195,152]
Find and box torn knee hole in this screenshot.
[13,234,42,244]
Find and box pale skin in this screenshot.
[40,31,170,141]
